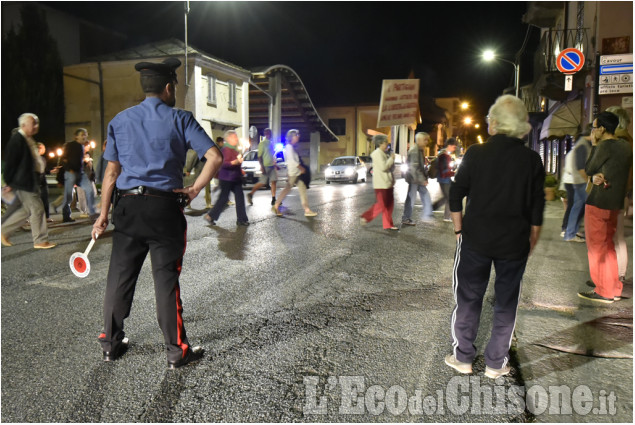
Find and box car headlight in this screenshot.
[400,163,409,173]
[326,167,333,176]
[345,167,355,176]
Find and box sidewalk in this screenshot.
[514,200,633,422]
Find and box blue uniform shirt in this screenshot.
[105,97,215,191]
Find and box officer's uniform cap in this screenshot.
[134,57,181,83]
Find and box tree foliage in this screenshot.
[2,4,65,151]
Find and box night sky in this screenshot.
[46,1,539,123]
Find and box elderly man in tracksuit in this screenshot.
[444,95,545,379]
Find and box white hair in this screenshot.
[487,95,531,139]
[373,134,388,148]
[415,132,430,144]
[605,106,631,130]
[285,129,300,143]
[18,113,39,127]
[223,129,237,140]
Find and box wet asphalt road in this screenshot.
[1,179,529,422]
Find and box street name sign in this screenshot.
[377,79,420,128]
[599,54,633,95]
[600,54,633,66]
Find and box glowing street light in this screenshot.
[474,123,480,129]
[56,148,63,156]
[482,49,520,97]
[463,117,473,125]
[461,102,469,110]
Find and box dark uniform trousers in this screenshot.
[99,195,190,362]
[450,236,528,370]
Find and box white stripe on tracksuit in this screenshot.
[501,278,524,369]
[450,235,462,359]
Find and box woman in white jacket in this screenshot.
[360,134,398,230]
[273,129,317,217]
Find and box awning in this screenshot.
[540,99,582,139]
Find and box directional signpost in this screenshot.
[556,48,585,92]
[599,54,633,95]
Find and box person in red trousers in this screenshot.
[360,134,398,231]
[578,111,632,304]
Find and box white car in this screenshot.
[325,156,368,184]
[241,150,287,185]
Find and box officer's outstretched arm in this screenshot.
[92,160,121,239]
[175,146,223,201]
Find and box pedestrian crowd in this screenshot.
[1,55,631,379]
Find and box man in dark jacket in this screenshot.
[445,95,544,380]
[60,128,97,222]
[1,113,56,249]
[578,111,633,303]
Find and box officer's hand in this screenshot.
[174,186,198,203]
[92,214,108,240]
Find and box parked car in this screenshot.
[241,149,288,185]
[325,156,368,184]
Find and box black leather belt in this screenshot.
[119,186,179,199]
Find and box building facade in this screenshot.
[63,40,252,159]
[523,1,633,177]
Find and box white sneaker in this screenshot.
[484,364,511,379]
[560,231,565,238]
[445,354,472,374]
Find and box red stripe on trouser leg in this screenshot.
[585,205,620,299]
[175,225,188,358]
[175,282,189,358]
[99,333,106,339]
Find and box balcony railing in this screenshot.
[534,28,593,75]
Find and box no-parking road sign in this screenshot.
[556,48,585,74]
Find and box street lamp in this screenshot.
[482,49,520,98]
[461,102,469,110]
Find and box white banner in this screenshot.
[377,79,420,128]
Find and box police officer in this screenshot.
[92,57,222,369]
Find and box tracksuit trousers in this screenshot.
[451,236,528,369]
[99,195,191,363]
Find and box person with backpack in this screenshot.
[437,138,458,222]
[401,132,433,226]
